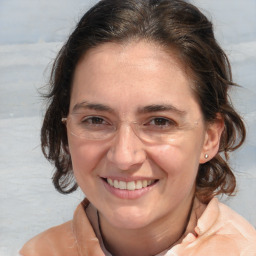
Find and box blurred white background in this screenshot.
[0,0,255,255]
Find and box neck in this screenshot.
[99,195,195,256]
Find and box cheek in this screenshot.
[151,144,184,173]
[148,142,201,176]
[68,138,106,183]
[147,135,204,197]
[147,143,199,208]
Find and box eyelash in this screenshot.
[80,116,177,128]
[145,117,176,127]
[81,116,110,126]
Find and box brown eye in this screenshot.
[85,116,105,125]
[152,118,169,126]
[80,116,110,129]
[148,117,176,127]
[141,117,178,133]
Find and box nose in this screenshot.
[106,124,146,170]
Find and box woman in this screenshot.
[20,0,256,255]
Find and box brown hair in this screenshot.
[41,0,246,203]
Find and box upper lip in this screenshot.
[100,176,158,182]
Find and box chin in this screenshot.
[107,207,153,230]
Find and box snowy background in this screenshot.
[0,0,255,255]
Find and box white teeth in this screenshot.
[107,178,113,186]
[142,180,148,188]
[106,178,155,190]
[136,180,142,189]
[119,181,127,190]
[114,180,119,188]
[127,181,136,191]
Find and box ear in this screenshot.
[199,114,224,164]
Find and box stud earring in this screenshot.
[204,154,209,159]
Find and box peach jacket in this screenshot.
[20,198,256,256]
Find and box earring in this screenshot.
[204,154,209,159]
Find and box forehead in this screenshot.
[70,41,200,118]
[79,41,186,75]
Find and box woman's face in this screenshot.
[68,41,209,229]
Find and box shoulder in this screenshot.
[216,199,256,238]
[19,221,78,256]
[19,199,102,256]
[197,198,256,255]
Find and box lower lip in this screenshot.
[102,179,157,199]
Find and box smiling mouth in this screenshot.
[104,178,158,191]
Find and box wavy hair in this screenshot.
[41,0,246,203]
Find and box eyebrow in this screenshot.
[72,101,186,116]
[72,101,114,113]
[137,104,187,116]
